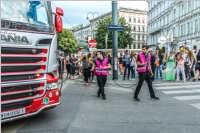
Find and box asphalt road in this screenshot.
[2,80,200,133]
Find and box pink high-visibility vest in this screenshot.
[95,58,109,76]
[136,52,151,73]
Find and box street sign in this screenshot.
[88,39,97,48]
[107,24,124,31]
[79,40,87,43]
[89,48,97,52]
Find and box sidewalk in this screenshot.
[75,76,200,86]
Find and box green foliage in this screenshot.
[58,28,78,54]
[96,17,134,49]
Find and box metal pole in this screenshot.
[112,0,118,80]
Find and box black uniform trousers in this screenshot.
[97,76,107,96]
[83,68,90,83]
[134,72,156,98]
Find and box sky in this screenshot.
[52,1,148,28]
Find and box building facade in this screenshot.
[73,7,148,49]
[73,24,91,42]
[148,0,200,51]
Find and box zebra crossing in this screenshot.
[154,82,200,110]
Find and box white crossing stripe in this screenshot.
[153,82,200,111]
[155,84,200,90]
[174,95,200,101]
[190,103,200,110]
[154,82,200,87]
[108,87,132,92]
[163,89,200,94]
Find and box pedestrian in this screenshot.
[130,53,136,80]
[175,53,186,82]
[150,51,156,81]
[66,59,71,79]
[82,56,90,85]
[193,49,200,82]
[134,45,159,102]
[58,57,64,79]
[107,54,112,64]
[189,50,196,79]
[185,50,195,80]
[165,52,176,81]
[91,53,97,81]
[123,50,131,80]
[92,51,111,100]
[87,53,93,81]
[155,51,163,80]
[69,55,76,80]
[118,53,124,75]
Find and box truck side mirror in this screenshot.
[55,7,64,33]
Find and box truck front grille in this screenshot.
[1,46,48,112]
[1,74,42,82]
[1,100,33,112]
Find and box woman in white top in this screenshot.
[176,53,186,82]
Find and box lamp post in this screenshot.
[86,12,99,39]
[112,0,118,80]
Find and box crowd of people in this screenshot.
[118,47,200,82]
[59,46,200,83]
[57,46,200,101]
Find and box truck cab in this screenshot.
[1,0,64,123]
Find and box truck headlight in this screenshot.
[47,83,58,90]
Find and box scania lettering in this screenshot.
[1,0,64,123]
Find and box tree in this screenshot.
[58,28,78,54]
[96,17,134,49]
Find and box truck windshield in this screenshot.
[1,0,53,31]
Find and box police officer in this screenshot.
[92,51,111,100]
[134,45,159,101]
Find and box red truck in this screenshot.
[1,0,64,123]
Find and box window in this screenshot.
[142,19,145,23]
[167,14,169,23]
[134,18,136,23]
[187,22,190,34]
[138,19,140,23]
[133,26,136,31]
[181,25,184,36]
[138,35,140,40]
[163,17,165,25]
[142,35,145,41]
[1,0,50,27]
[129,17,131,23]
[173,27,176,36]
[198,19,199,33]
[173,9,176,20]
[159,18,161,26]
[188,1,191,12]
[191,22,193,34]
[142,26,145,32]
[138,26,140,32]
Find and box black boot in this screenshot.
[97,91,101,97]
[151,96,159,100]
[102,94,106,100]
[134,96,140,102]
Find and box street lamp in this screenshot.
[86,12,99,39]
